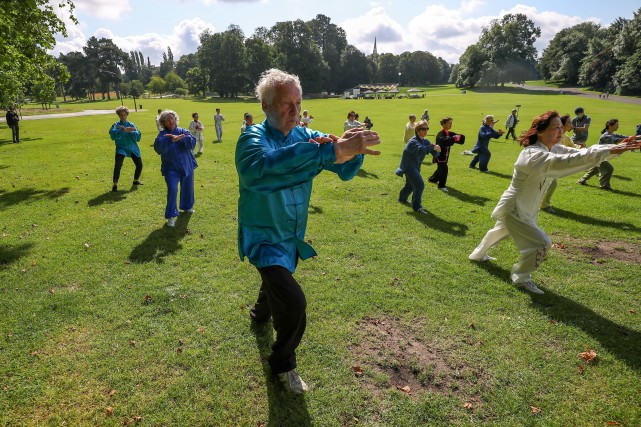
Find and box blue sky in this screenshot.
[52,0,640,65]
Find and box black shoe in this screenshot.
[249,307,270,323]
[112,185,118,192]
[133,180,143,185]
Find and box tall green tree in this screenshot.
[198,25,247,97]
[308,14,348,93]
[0,0,76,107]
[455,44,489,88]
[186,67,209,97]
[612,8,641,94]
[338,45,372,91]
[398,51,442,86]
[175,53,198,80]
[375,53,400,83]
[245,31,276,92]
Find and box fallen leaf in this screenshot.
[607,422,622,426]
[105,406,113,416]
[469,322,476,329]
[463,402,474,409]
[177,347,183,353]
[83,243,90,250]
[629,309,637,314]
[133,415,142,423]
[128,340,136,347]
[579,346,597,364]
[143,294,152,304]
[352,365,363,377]
[48,288,55,294]
[577,365,585,375]
[549,319,557,325]
[108,389,116,396]
[529,405,541,414]
[397,385,411,394]
[552,243,566,249]
[178,339,184,345]
[30,351,38,356]
[198,328,205,333]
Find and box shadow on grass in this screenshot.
[441,186,492,206]
[308,205,323,215]
[128,213,192,263]
[484,170,513,180]
[471,259,641,371]
[357,168,379,179]
[408,209,468,236]
[88,190,127,206]
[612,174,632,182]
[530,290,641,371]
[0,242,34,267]
[548,207,641,231]
[251,321,312,426]
[0,187,70,207]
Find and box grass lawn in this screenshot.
[1,87,640,426]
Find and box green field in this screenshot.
[1,87,640,426]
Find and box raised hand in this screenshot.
[333,129,381,164]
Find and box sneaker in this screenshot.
[542,206,556,213]
[133,180,143,185]
[416,208,428,214]
[278,370,309,394]
[439,187,449,192]
[468,253,496,262]
[112,185,118,192]
[576,179,586,185]
[186,208,195,213]
[515,281,544,295]
[167,217,177,227]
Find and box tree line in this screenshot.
[3,2,641,110]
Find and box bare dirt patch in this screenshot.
[349,317,487,404]
[552,237,641,264]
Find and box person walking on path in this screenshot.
[428,117,465,192]
[469,110,639,295]
[237,68,381,394]
[395,119,441,213]
[6,107,20,143]
[576,119,641,190]
[109,106,143,192]
[504,109,519,141]
[469,115,504,172]
[214,108,225,142]
[189,112,205,154]
[154,110,197,227]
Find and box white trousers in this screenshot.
[470,212,551,284]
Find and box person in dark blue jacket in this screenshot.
[469,115,505,172]
[153,110,197,227]
[395,120,441,213]
[237,68,381,394]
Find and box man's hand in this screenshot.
[433,144,442,153]
[332,129,381,164]
[610,141,641,154]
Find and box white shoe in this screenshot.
[167,217,177,227]
[186,208,195,213]
[278,370,309,394]
[468,253,496,262]
[439,187,449,192]
[516,281,544,295]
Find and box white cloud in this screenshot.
[74,0,132,20]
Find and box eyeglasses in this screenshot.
[417,127,429,131]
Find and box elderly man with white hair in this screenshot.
[236,68,381,394]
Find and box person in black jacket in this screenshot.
[6,107,20,143]
[428,117,465,192]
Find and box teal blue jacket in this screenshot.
[109,120,141,157]
[235,120,364,273]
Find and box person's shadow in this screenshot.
[87,190,128,206]
[357,168,379,179]
[547,207,641,232]
[409,209,468,236]
[0,242,34,267]
[473,261,641,371]
[484,170,513,180]
[128,214,192,263]
[251,321,312,426]
[441,186,492,206]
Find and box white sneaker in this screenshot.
[278,370,309,394]
[439,187,449,192]
[186,208,195,213]
[516,281,544,295]
[167,217,177,227]
[468,253,496,262]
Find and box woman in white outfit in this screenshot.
[468,110,639,295]
[189,112,205,154]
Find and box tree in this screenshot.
[375,53,400,83]
[338,45,372,91]
[398,51,442,86]
[175,53,198,80]
[198,26,247,97]
[245,32,276,92]
[147,76,165,95]
[159,47,175,78]
[83,36,126,100]
[612,8,641,94]
[0,0,76,108]
[455,44,488,88]
[186,67,209,97]
[164,71,187,93]
[57,51,89,100]
[268,20,329,93]
[121,80,145,111]
[477,13,541,86]
[308,14,348,93]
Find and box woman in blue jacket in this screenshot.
[154,110,197,227]
[469,115,505,172]
[109,106,143,192]
[395,120,441,213]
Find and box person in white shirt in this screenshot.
[214,108,225,142]
[189,112,205,154]
[343,111,362,132]
[300,110,313,127]
[469,110,639,295]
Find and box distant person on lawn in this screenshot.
[109,106,143,192]
[428,117,465,192]
[6,106,20,143]
[403,114,417,143]
[154,110,197,228]
[236,68,381,394]
[469,110,640,295]
[189,112,205,155]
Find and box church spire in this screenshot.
[373,37,378,57]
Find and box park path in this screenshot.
[0,109,134,123]
[512,84,641,106]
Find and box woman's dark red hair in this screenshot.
[518,110,560,146]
